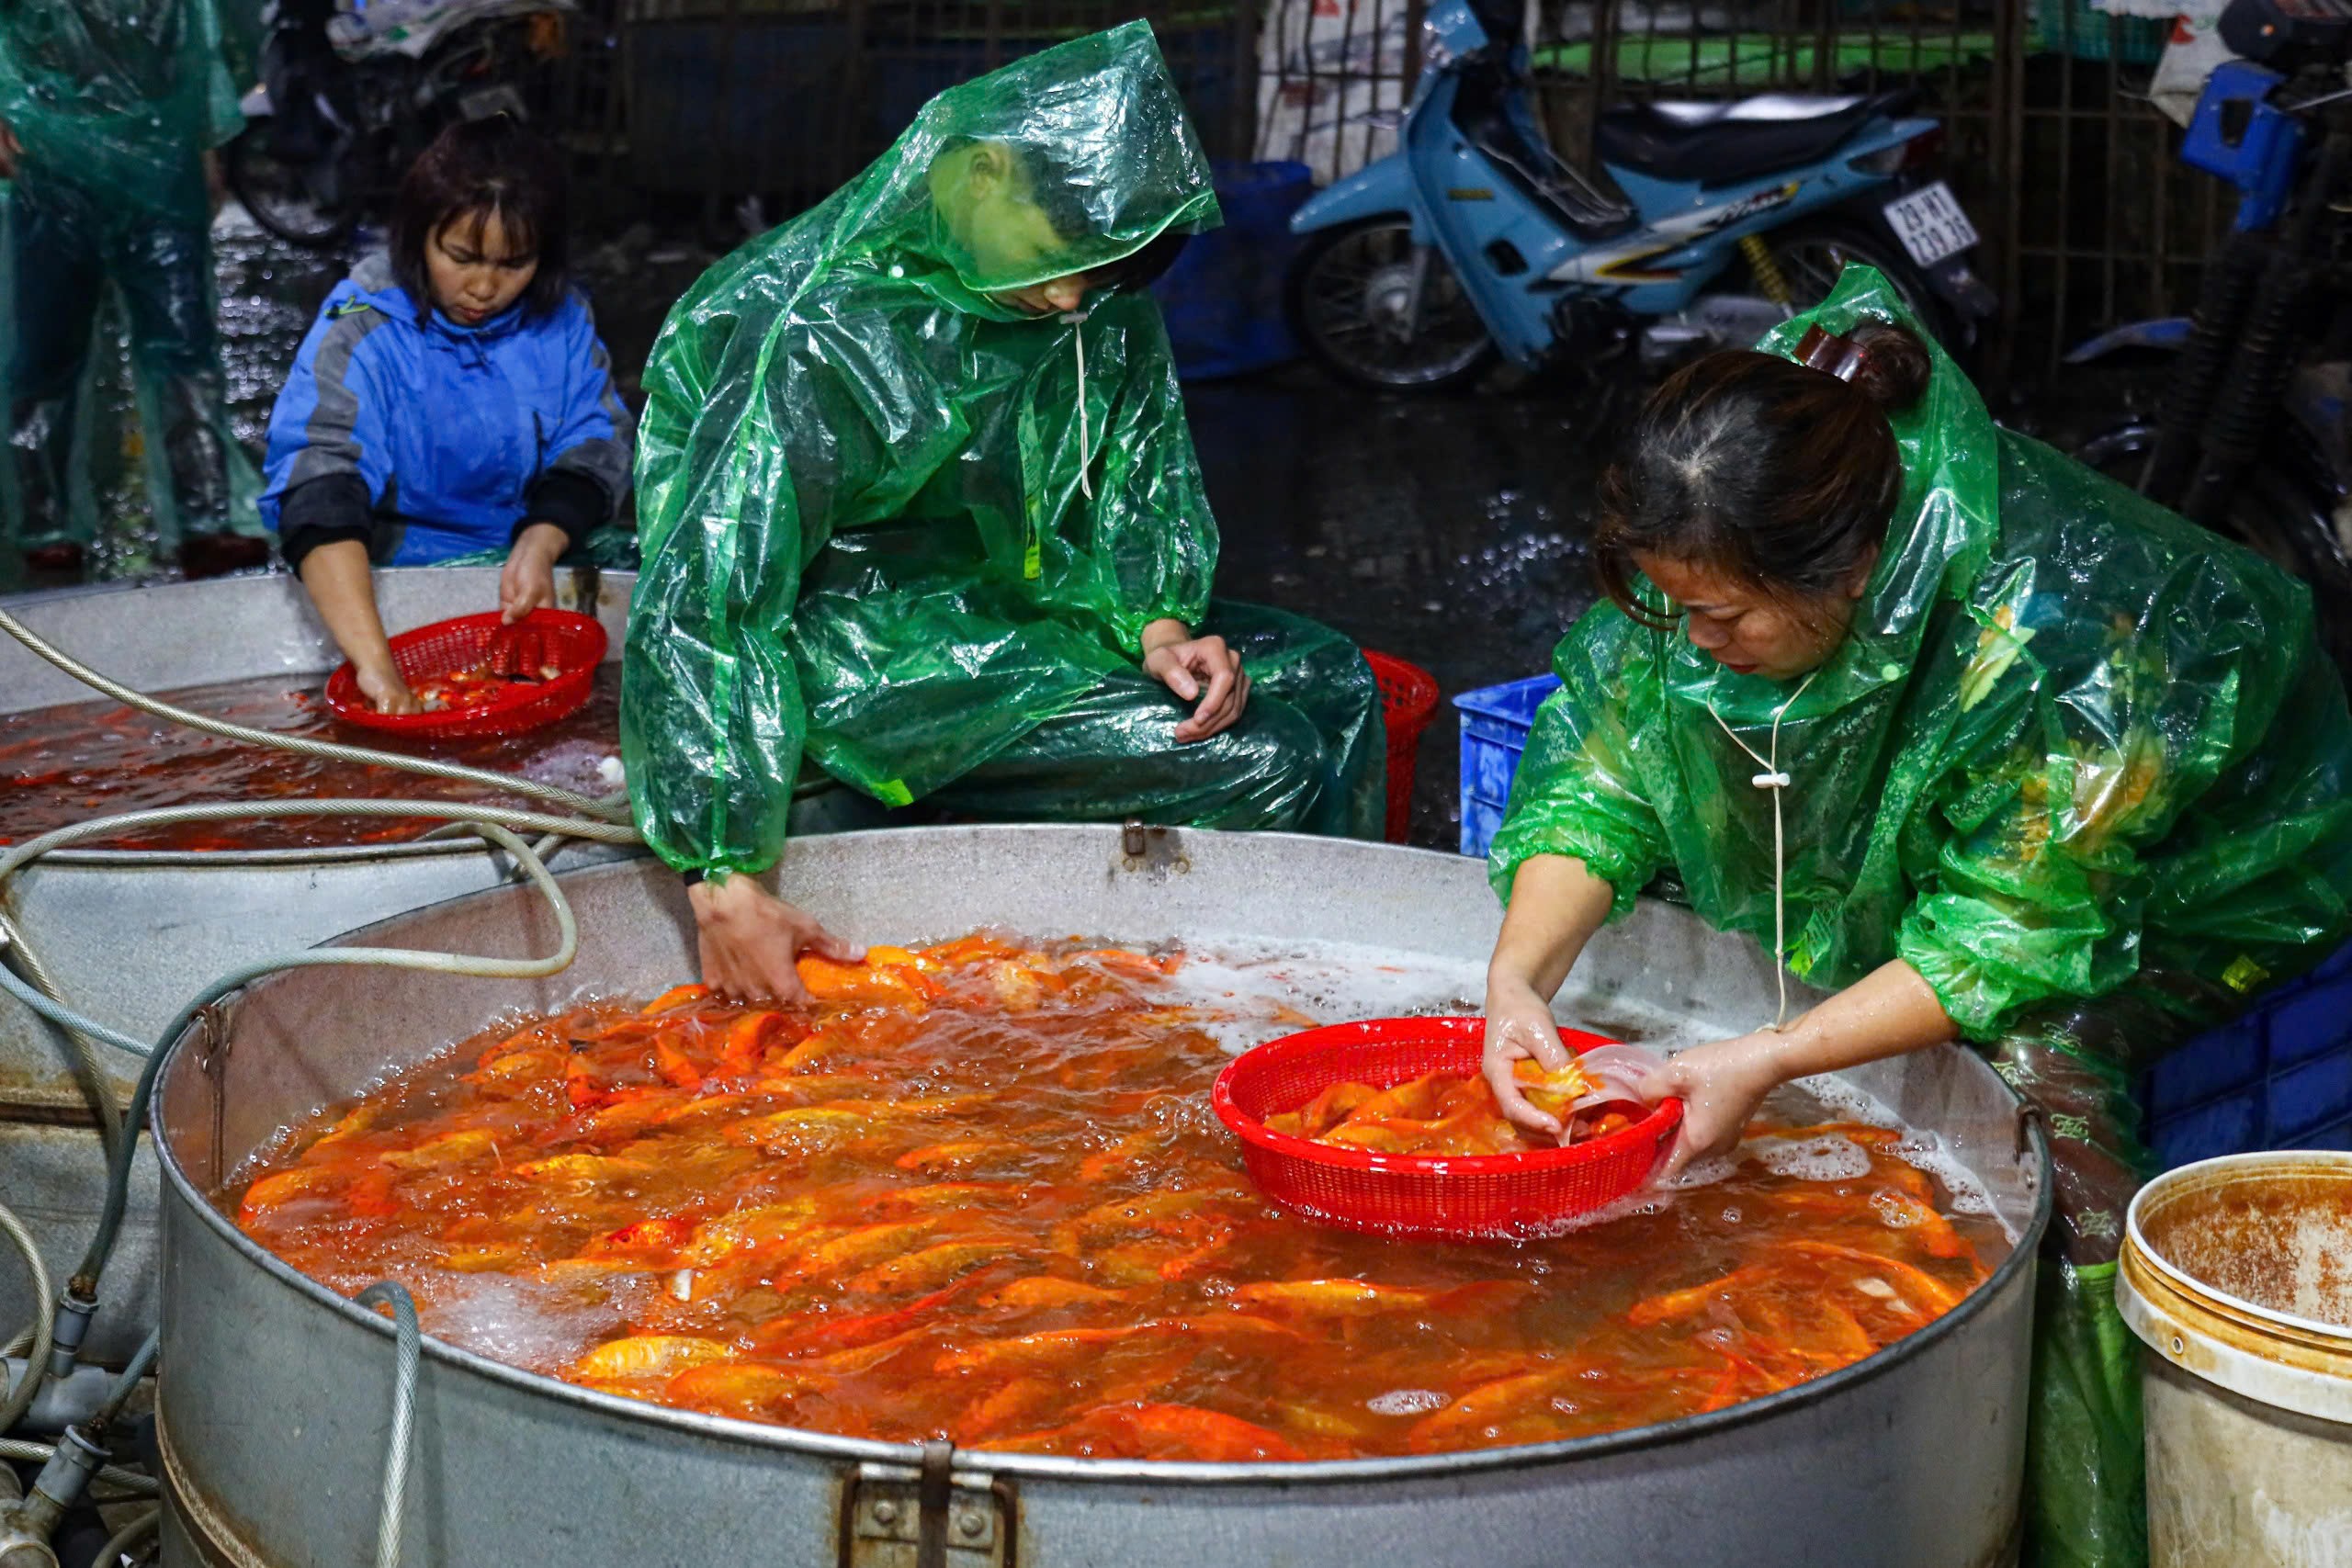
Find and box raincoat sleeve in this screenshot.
[259,301,399,563]
[1894,549,2314,1040]
[524,294,636,545]
[1486,608,1672,918]
[620,306,822,879]
[1086,303,1215,652]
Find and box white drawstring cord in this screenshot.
[1063,308,1093,500]
[1705,670,1820,1030]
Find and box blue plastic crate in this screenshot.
[1453,674,1561,857]
[2143,935,2352,1168]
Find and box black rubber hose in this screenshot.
[2142,229,2270,506]
[2183,251,2318,525]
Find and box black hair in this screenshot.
[389,116,570,325]
[1591,321,1934,627]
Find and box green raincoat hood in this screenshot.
[1490,267,2352,1042]
[0,0,245,222]
[623,26,1237,878]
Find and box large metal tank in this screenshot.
[0,568,640,1359]
[153,826,2050,1568]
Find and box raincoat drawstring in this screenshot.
[1706,670,1819,1031]
[1063,308,1093,500]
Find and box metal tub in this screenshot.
[0,568,641,1359]
[153,826,2049,1568]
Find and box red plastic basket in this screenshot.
[1362,649,1439,844]
[1212,1016,1682,1239]
[324,610,606,739]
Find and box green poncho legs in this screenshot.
[0,0,258,570]
[622,23,1384,874]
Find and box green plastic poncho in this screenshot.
[623,23,1385,875]
[1,0,259,571]
[1491,266,2352,1568]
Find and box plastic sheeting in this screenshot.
[1492,264,2352,1568]
[623,23,1383,876]
[0,0,257,566]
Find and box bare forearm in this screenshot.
[297,541,397,675]
[1487,854,1616,999]
[1763,960,1958,1078]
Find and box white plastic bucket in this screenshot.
[2119,1151,2352,1566]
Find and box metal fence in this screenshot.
[552,0,2235,389]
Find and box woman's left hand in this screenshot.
[1640,1031,1792,1179]
[500,523,569,623]
[1141,620,1250,742]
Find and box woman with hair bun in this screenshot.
[1481,267,2352,1566]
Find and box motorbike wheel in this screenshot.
[1756,220,1961,354]
[2076,422,2352,682]
[1285,216,1498,393]
[221,127,359,252]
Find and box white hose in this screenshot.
[0,1197,55,1434]
[354,1281,419,1568]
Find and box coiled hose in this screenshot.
[0,1199,56,1433]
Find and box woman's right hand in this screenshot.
[1483,974,1575,1138]
[689,874,863,1004]
[356,661,421,715]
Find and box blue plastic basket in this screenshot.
[1454,674,1561,857]
[2144,938,2352,1168]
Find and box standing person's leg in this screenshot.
[111,200,260,572]
[4,176,107,567]
[927,667,1338,831]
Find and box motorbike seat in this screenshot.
[1453,63,1637,240]
[1594,94,1896,186]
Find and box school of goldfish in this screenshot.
[1263,1060,1637,1156]
[233,932,2003,1461]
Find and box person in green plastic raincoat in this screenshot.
[622,23,1386,998]
[1479,267,2352,1568]
[0,0,267,582]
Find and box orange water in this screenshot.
[232,934,2004,1461]
[0,670,618,852]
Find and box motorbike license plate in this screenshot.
[1883,182,1979,268]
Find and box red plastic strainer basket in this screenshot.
[1212,1016,1682,1239]
[324,610,606,739]
[1362,649,1439,845]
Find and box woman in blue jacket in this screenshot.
[261,117,633,713]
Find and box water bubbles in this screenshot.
[1366,1388,1447,1416]
[1749,1135,1872,1183]
[1720,1206,1743,1225]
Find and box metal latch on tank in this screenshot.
[844,1442,1011,1568]
[1118,818,1190,877]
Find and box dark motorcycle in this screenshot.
[222,0,573,251]
[2067,0,2352,677]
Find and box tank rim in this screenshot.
[154,969,2052,1489]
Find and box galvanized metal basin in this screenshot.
[0,568,639,1359]
[153,827,2049,1568]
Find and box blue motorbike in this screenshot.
[1283,0,1996,392]
[2065,0,2352,678]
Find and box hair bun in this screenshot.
[1847,321,1932,412]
